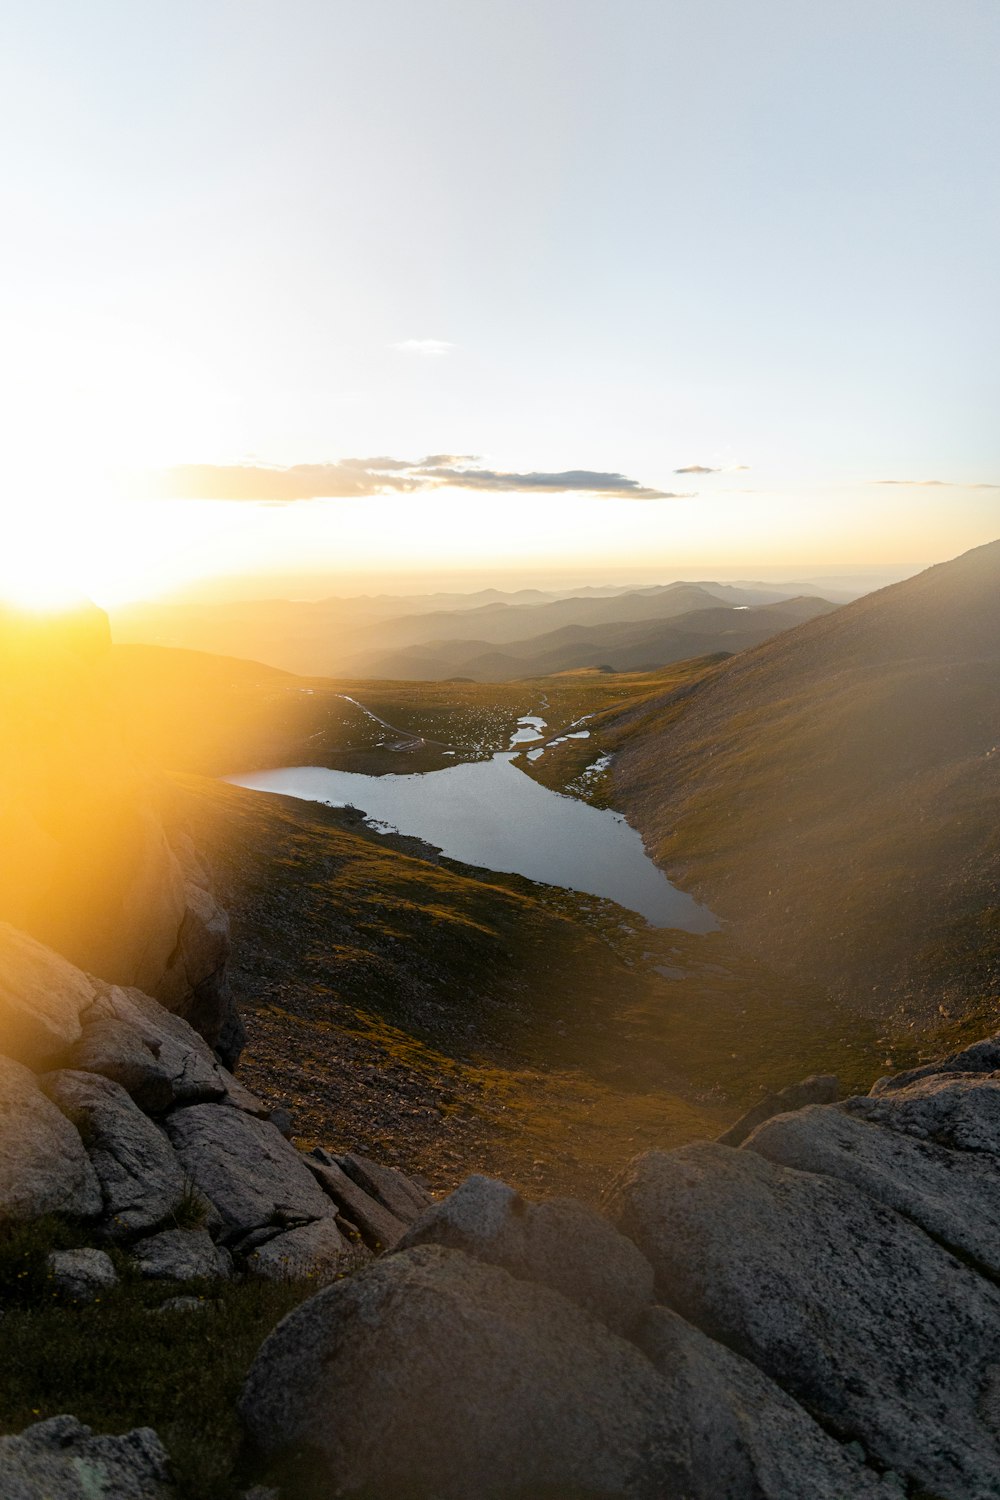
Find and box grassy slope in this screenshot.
[107,640,922,1197]
[595,540,1000,1031]
[166,773,900,1205]
[517,657,729,800]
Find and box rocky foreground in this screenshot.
[2,918,1000,1497]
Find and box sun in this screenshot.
[0,489,221,612]
[0,508,89,610]
[0,525,93,611]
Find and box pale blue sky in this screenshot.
[1,1,997,599]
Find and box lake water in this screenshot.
[225,724,716,931]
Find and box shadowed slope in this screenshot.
[602,540,1000,1022]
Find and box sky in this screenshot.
[1,0,998,605]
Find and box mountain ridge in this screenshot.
[349,597,837,681]
[111,577,839,677]
[600,538,1000,1021]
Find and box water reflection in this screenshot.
[226,752,716,932]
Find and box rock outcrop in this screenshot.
[636,1305,891,1499]
[747,1098,1000,1275]
[132,1227,233,1282]
[244,1218,355,1284]
[870,1034,1000,1091]
[42,1070,192,1240]
[0,924,431,1288]
[333,1151,432,1222]
[845,1069,1000,1157]
[164,1104,337,1243]
[306,1151,409,1251]
[46,1247,119,1302]
[240,1244,688,1500]
[399,1171,654,1335]
[608,1140,1000,1497]
[236,1045,1000,1499]
[0,925,98,1068]
[0,1054,101,1221]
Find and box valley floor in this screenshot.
[172,774,901,1200]
[115,639,994,1197]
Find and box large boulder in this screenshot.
[0,1055,101,1220]
[608,1142,1000,1499]
[62,1015,175,1115]
[41,1070,191,1239]
[86,984,228,1107]
[844,1072,1000,1157]
[637,1305,893,1499]
[746,1101,1000,1276]
[0,924,97,1067]
[164,1104,333,1241]
[399,1174,654,1335]
[239,1244,687,1499]
[0,1415,177,1499]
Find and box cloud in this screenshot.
[675,463,750,474]
[157,463,419,501]
[338,456,415,472]
[875,478,1000,489]
[411,465,687,498]
[420,453,480,467]
[155,458,688,502]
[391,339,454,356]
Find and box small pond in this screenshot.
[226,717,716,932]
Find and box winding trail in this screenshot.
[334,693,452,750]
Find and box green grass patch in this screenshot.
[0,1216,79,1308]
[0,1276,314,1498]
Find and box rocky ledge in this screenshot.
[4,915,1000,1497]
[0,922,431,1296]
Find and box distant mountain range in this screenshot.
[345,582,804,654]
[347,597,838,681]
[112,579,840,680]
